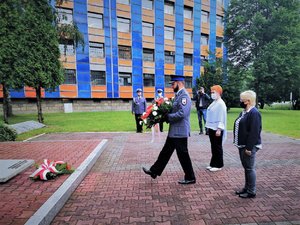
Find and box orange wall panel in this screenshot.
[201,46,209,56]
[91,86,106,98]
[88,5,103,14]
[120,86,133,98]
[119,59,132,67]
[143,42,155,49]
[216,27,224,37]
[0,85,3,98]
[60,85,77,98]
[89,28,104,36]
[144,87,155,99]
[56,1,73,8]
[184,0,194,7]
[90,58,105,64]
[165,19,175,27]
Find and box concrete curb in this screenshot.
[24,139,108,225]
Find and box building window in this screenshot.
[59,40,75,55]
[217,0,223,6]
[164,75,171,87]
[184,6,193,19]
[118,46,131,59]
[142,22,154,36]
[64,69,76,84]
[117,17,130,32]
[164,26,174,40]
[91,71,106,86]
[184,54,193,66]
[185,77,192,88]
[216,37,223,48]
[201,34,209,45]
[143,73,155,86]
[201,11,209,23]
[142,0,153,10]
[57,8,73,24]
[201,55,208,63]
[217,15,223,27]
[88,12,103,29]
[164,1,174,15]
[184,30,193,43]
[143,48,154,62]
[117,0,130,4]
[165,51,175,64]
[119,73,132,86]
[89,42,104,58]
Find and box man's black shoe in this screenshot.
[142,167,157,179]
[235,189,247,195]
[199,131,203,135]
[239,193,256,198]
[178,179,196,185]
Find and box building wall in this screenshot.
[0,0,227,101]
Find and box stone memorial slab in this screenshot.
[9,121,45,134]
[0,159,34,183]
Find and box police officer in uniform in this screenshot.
[132,88,147,133]
[143,75,196,184]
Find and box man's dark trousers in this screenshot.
[150,137,195,180]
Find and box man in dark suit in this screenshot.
[195,87,211,135]
[142,75,196,184]
[132,88,147,133]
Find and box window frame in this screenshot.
[89,42,105,58]
[164,51,175,64]
[216,37,223,48]
[184,53,193,66]
[164,1,174,15]
[57,8,73,25]
[143,73,155,87]
[88,12,103,29]
[59,39,75,56]
[164,26,174,40]
[216,15,224,27]
[63,69,77,84]
[185,77,193,88]
[201,34,209,45]
[119,72,132,86]
[118,45,132,59]
[184,6,193,19]
[201,10,209,23]
[117,17,131,32]
[142,0,153,10]
[184,30,193,43]
[143,48,154,62]
[142,22,154,36]
[117,0,130,4]
[91,70,106,86]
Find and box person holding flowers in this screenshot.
[132,88,147,133]
[142,75,196,185]
[155,89,164,132]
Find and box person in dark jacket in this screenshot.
[194,87,211,134]
[132,88,147,133]
[233,90,262,198]
[142,75,196,185]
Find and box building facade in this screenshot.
[1,0,228,102]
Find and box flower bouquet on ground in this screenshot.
[30,159,75,181]
[140,97,173,129]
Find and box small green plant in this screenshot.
[0,124,17,141]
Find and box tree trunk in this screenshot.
[7,92,13,117]
[2,84,9,124]
[35,86,44,123]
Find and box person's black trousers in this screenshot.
[208,129,224,168]
[135,114,143,132]
[150,137,195,180]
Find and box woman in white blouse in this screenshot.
[205,85,227,172]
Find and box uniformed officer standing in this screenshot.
[143,75,196,184]
[155,89,164,132]
[132,88,147,133]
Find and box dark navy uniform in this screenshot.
[132,89,147,133]
[143,76,196,184]
[155,89,164,132]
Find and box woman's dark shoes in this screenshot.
[142,167,157,179]
[235,189,247,195]
[239,192,256,198]
[178,179,196,185]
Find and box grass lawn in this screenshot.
[1,108,299,141]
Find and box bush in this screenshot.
[0,124,17,142]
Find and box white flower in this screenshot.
[153,106,158,110]
[143,119,147,124]
[142,112,146,116]
[164,97,169,101]
[152,111,158,116]
[165,101,170,105]
[139,121,143,125]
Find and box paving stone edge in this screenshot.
[24,139,108,225]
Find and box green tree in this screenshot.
[0,0,24,123]
[224,0,300,109]
[17,0,64,123]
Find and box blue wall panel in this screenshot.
[155,0,165,93]
[209,0,217,63]
[10,88,25,98]
[110,0,119,98]
[193,0,201,86]
[74,0,91,98]
[104,0,113,98]
[131,0,143,97]
[223,0,229,83]
[175,0,184,76]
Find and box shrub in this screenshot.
[0,124,17,142]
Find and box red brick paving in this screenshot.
[0,137,102,225]
[1,132,300,225]
[48,132,300,225]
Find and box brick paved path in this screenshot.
[0,136,102,225]
[50,132,300,225]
